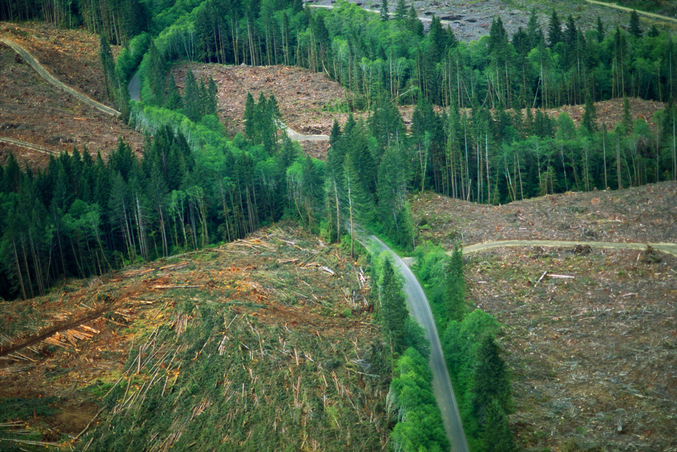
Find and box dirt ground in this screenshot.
[0,22,143,168]
[412,180,677,247]
[410,182,677,450]
[0,225,377,447]
[173,62,353,159]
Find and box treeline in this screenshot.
[0,104,302,300]
[138,0,676,110]
[374,254,448,451]
[409,95,677,204]
[413,243,516,451]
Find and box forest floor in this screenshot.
[0,22,143,168]
[0,225,388,449]
[410,181,677,451]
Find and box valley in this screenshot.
[0,1,676,451]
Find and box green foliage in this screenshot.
[388,347,450,452]
[413,242,515,450]
[378,258,409,356]
[0,397,58,421]
[83,305,389,450]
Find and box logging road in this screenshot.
[461,239,677,258]
[366,235,469,452]
[0,37,120,117]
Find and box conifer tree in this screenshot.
[470,335,512,424]
[100,35,116,102]
[547,11,562,48]
[629,10,642,37]
[596,15,605,42]
[244,92,257,140]
[445,243,466,323]
[394,0,407,22]
[380,0,389,21]
[379,258,409,356]
[166,74,183,110]
[184,70,202,122]
[582,93,598,133]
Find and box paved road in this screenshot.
[584,0,677,25]
[0,37,120,117]
[462,239,677,258]
[0,136,55,155]
[367,235,469,452]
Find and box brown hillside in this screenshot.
[0,22,143,168]
[411,182,677,450]
[0,225,383,448]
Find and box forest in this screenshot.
[1,0,676,302]
[2,1,675,449]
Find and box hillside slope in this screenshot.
[410,183,677,450]
[0,225,390,450]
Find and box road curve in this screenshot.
[367,235,469,452]
[462,239,677,258]
[276,120,329,142]
[0,37,120,117]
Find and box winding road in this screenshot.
[366,235,469,452]
[0,37,120,117]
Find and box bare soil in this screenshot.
[0,225,379,447]
[412,181,677,246]
[410,182,677,450]
[0,22,143,168]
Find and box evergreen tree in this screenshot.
[380,0,389,21]
[469,335,512,424]
[482,399,517,452]
[244,92,257,140]
[445,243,466,323]
[629,10,642,37]
[206,76,218,117]
[184,70,202,122]
[547,11,562,48]
[596,15,605,42]
[582,93,598,133]
[100,35,116,102]
[394,0,408,22]
[526,8,543,48]
[379,258,409,356]
[166,74,183,110]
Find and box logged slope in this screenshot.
[410,183,677,450]
[0,226,389,450]
[0,23,143,168]
[0,37,119,116]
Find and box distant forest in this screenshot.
[1,0,676,300]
